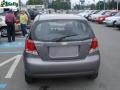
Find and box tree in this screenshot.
[27,0,43,5]
[74,4,81,10]
[90,4,96,10]
[96,1,108,10]
[51,0,71,10]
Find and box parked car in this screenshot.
[115,19,120,28]
[78,10,90,17]
[0,9,31,37]
[88,10,101,21]
[90,10,110,22]
[23,14,101,84]
[104,12,120,26]
[28,9,39,20]
[84,10,96,20]
[0,9,20,36]
[97,11,118,24]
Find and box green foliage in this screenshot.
[50,0,71,10]
[74,4,83,10]
[96,1,120,10]
[74,1,120,10]
[90,4,96,10]
[27,0,43,5]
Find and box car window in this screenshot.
[101,11,108,15]
[93,10,100,14]
[0,10,6,16]
[97,11,104,14]
[104,12,111,15]
[111,12,117,16]
[31,20,94,42]
[115,12,120,16]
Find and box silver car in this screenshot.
[23,14,100,83]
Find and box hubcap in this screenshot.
[1,28,7,36]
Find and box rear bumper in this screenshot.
[97,20,104,24]
[23,52,100,78]
[115,22,120,27]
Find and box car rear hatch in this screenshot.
[34,39,92,60]
[28,20,95,61]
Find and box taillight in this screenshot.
[25,39,38,55]
[89,37,98,53]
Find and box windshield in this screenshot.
[111,12,117,16]
[93,10,100,14]
[97,11,104,14]
[0,9,6,16]
[32,20,94,42]
[104,11,111,15]
[101,11,108,15]
[115,12,120,16]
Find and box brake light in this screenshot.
[25,39,38,55]
[90,37,98,53]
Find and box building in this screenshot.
[27,5,45,10]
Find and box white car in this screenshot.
[0,15,20,37]
[104,12,120,26]
[0,9,31,37]
[78,10,90,17]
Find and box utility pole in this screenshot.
[104,0,105,10]
[99,0,100,10]
[117,1,119,10]
[19,0,21,10]
[112,0,114,9]
[108,0,110,10]
[43,0,48,9]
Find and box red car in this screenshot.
[97,11,118,24]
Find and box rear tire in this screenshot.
[25,72,34,84]
[86,72,98,80]
[113,21,116,27]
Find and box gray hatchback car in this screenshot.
[23,14,100,83]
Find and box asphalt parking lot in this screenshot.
[0,22,120,90]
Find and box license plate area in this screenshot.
[49,46,79,58]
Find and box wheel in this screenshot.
[113,21,116,27]
[86,72,98,80]
[25,72,34,84]
[1,27,7,37]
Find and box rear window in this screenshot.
[31,20,94,42]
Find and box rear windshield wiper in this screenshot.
[54,34,79,42]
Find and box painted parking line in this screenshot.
[0,41,25,48]
[0,52,23,54]
[5,55,21,78]
[0,83,7,89]
[0,55,22,79]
